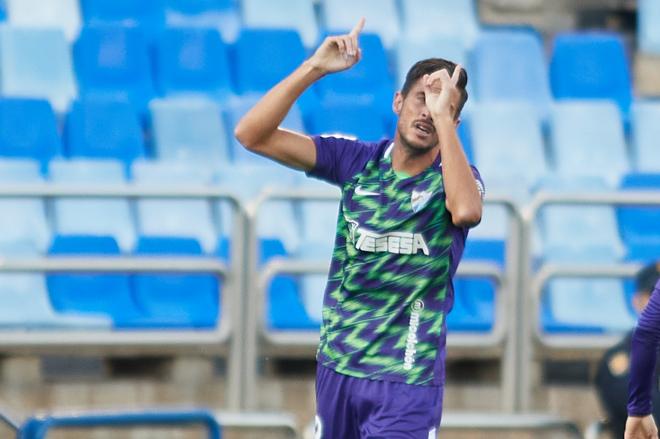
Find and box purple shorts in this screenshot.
[314,364,444,439]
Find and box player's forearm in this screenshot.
[628,282,660,416]
[434,118,482,227]
[234,60,324,149]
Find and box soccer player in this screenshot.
[626,273,660,439]
[235,18,484,438]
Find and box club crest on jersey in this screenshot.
[411,190,433,213]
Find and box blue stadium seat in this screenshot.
[471,102,547,188]
[6,0,81,41]
[49,159,136,252]
[632,101,660,172]
[618,173,660,250]
[47,235,141,327]
[0,27,77,113]
[0,159,50,255]
[472,30,551,119]
[314,33,393,117]
[638,0,660,54]
[400,0,479,48]
[457,116,474,164]
[261,238,318,330]
[164,0,240,43]
[0,98,61,170]
[132,236,219,328]
[550,32,632,117]
[242,0,318,47]
[306,101,389,142]
[153,28,232,100]
[132,160,218,253]
[226,96,305,164]
[322,0,399,48]
[74,25,155,113]
[551,100,628,186]
[149,97,229,164]
[80,0,165,40]
[65,98,145,165]
[395,35,468,89]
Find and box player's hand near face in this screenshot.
[308,18,365,75]
[423,66,463,122]
[626,415,659,438]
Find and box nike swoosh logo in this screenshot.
[355,185,379,196]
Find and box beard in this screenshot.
[397,124,438,156]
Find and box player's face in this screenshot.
[393,78,439,153]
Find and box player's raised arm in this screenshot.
[234,18,365,172]
[423,65,482,228]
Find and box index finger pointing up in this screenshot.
[349,17,366,37]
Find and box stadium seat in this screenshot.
[395,35,468,89]
[149,97,229,165]
[132,160,218,253]
[400,0,479,48]
[322,0,399,48]
[550,100,628,186]
[242,0,319,47]
[471,30,551,119]
[618,173,660,250]
[550,32,632,116]
[153,27,232,100]
[0,27,77,112]
[74,25,155,113]
[638,0,660,54]
[0,98,61,170]
[632,101,660,172]
[261,238,318,330]
[49,159,136,252]
[64,98,145,165]
[47,235,142,327]
[164,0,240,43]
[132,236,220,328]
[6,0,81,41]
[313,33,393,117]
[80,0,165,40]
[0,159,51,255]
[306,101,389,142]
[225,96,305,164]
[470,102,547,188]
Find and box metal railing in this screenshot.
[0,184,247,410]
[441,412,583,438]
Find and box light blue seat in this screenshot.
[618,173,660,250]
[471,102,547,188]
[322,0,399,48]
[0,27,77,112]
[306,101,388,141]
[164,0,240,43]
[638,0,660,54]
[242,0,318,47]
[0,159,50,255]
[149,97,229,165]
[400,0,479,48]
[225,95,305,164]
[472,30,551,120]
[395,35,467,89]
[632,101,660,172]
[6,0,81,41]
[551,100,629,187]
[132,160,218,253]
[49,159,136,252]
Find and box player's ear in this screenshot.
[393,91,403,115]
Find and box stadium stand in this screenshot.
[631,100,660,172]
[79,0,165,40]
[400,0,480,48]
[164,0,241,43]
[638,0,660,54]
[241,0,318,48]
[6,0,81,41]
[322,0,400,48]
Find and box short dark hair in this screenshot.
[636,262,660,294]
[401,58,469,119]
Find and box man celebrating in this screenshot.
[235,18,484,438]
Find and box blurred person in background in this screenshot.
[623,263,660,439]
[234,17,484,439]
[596,263,660,438]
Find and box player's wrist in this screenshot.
[303,58,329,78]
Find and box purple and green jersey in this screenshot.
[307,136,484,386]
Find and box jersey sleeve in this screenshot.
[306,136,375,186]
[628,279,660,416]
[471,165,485,200]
